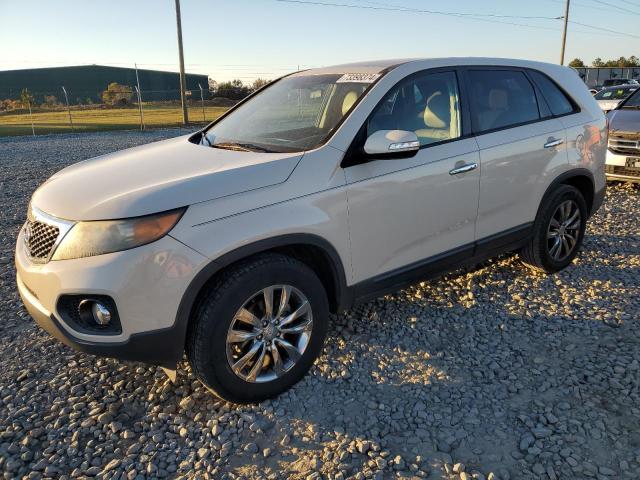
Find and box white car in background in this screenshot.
[594,85,638,112]
[606,86,640,183]
[16,58,606,403]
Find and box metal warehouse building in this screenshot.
[0,65,209,104]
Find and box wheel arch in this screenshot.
[171,234,351,365]
[541,169,596,217]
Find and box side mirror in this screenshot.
[363,130,420,158]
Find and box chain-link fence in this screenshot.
[573,67,640,88]
[0,86,243,136]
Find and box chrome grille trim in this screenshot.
[605,164,640,179]
[608,135,640,156]
[23,206,75,263]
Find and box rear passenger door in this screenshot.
[463,68,568,241]
[528,69,603,184]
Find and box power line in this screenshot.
[268,0,570,34]
[268,0,640,39]
[541,0,607,12]
[569,19,640,38]
[584,0,640,14]
[502,0,640,16]
[271,0,562,19]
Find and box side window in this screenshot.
[528,70,575,116]
[467,70,539,133]
[534,85,553,119]
[367,71,461,147]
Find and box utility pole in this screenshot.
[61,86,75,133]
[174,0,189,124]
[26,97,35,137]
[198,83,206,122]
[135,64,145,130]
[560,0,570,65]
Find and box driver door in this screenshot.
[344,70,480,287]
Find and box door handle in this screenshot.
[544,138,564,148]
[449,162,478,175]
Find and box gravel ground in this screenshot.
[0,130,639,480]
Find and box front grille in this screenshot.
[608,134,640,156]
[605,164,640,178]
[24,220,60,261]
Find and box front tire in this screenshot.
[520,184,587,273]
[186,253,329,403]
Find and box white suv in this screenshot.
[16,58,606,403]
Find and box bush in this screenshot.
[0,99,23,112]
[101,82,133,106]
[42,95,60,108]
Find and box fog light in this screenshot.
[79,299,112,326]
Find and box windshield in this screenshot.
[203,73,377,153]
[620,88,640,108]
[595,87,637,100]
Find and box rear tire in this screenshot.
[186,253,329,404]
[520,184,587,273]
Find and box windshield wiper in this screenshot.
[211,142,275,153]
[235,143,275,153]
[210,142,252,152]
[621,105,640,109]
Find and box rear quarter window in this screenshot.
[528,70,575,116]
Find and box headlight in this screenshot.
[52,208,185,261]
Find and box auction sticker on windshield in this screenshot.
[336,73,381,83]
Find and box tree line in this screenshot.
[569,56,640,68]
[208,78,270,100]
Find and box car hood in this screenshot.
[608,109,640,135]
[31,135,304,221]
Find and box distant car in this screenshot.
[594,85,638,112]
[604,78,638,88]
[606,87,640,183]
[592,78,638,91]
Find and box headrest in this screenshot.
[489,89,508,110]
[423,91,449,129]
[342,91,358,115]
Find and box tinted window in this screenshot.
[367,71,461,147]
[534,84,553,119]
[529,70,575,115]
[620,88,640,107]
[594,86,637,100]
[467,70,539,133]
[604,79,626,87]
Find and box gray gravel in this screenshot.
[1,130,639,480]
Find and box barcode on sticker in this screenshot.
[336,73,381,83]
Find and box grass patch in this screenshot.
[0,105,230,136]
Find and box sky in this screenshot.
[1,0,639,83]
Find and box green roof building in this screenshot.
[0,65,209,104]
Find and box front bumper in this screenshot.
[605,150,640,183]
[18,273,182,367]
[16,227,208,368]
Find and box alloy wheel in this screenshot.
[546,199,581,261]
[226,285,313,383]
